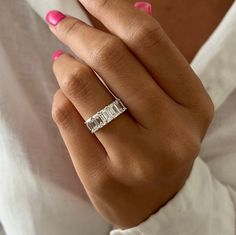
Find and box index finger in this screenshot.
[78,0,210,107]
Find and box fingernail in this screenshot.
[134,2,153,16]
[45,10,66,26]
[52,50,63,61]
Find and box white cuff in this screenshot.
[110,158,235,235]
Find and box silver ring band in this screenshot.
[85,99,127,133]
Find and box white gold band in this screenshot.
[84,99,127,133]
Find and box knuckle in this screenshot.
[84,0,112,15]
[131,20,164,49]
[90,37,125,68]
[203,98,215,125]
[88,170,117,194]
[195,94,215,129]
[59,19,81,41]
[95,0,111,9]
[130,19,164,49]
[51,91,74,128]
[61,65,91,99]
[167,133,200,166]
[132,160,157,182]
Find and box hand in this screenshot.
[46,0,214,229]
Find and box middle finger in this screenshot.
[77,0,209,107]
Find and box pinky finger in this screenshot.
[52,89,108,182]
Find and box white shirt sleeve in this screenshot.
[110,157,235,235]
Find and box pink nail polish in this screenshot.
[134,2,153,16]
[45,10,66,26]
[52,50,63,61]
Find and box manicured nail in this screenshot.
[52,50,63,61]
[45,10,66,26]
[134,2,152,16]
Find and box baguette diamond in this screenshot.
[85,99,127,133]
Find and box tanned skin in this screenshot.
[82,0,234,62]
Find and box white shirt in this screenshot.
[0,0,235,234]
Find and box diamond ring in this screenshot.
[84,98,127,133]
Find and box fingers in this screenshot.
[51,89,107,180]
[52,53,139,150]
[46,11,170,126]
[53,53,113,120]
[76,0,209,107]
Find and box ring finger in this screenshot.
[53,52,139,151]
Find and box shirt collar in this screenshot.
[191,1,236,110]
